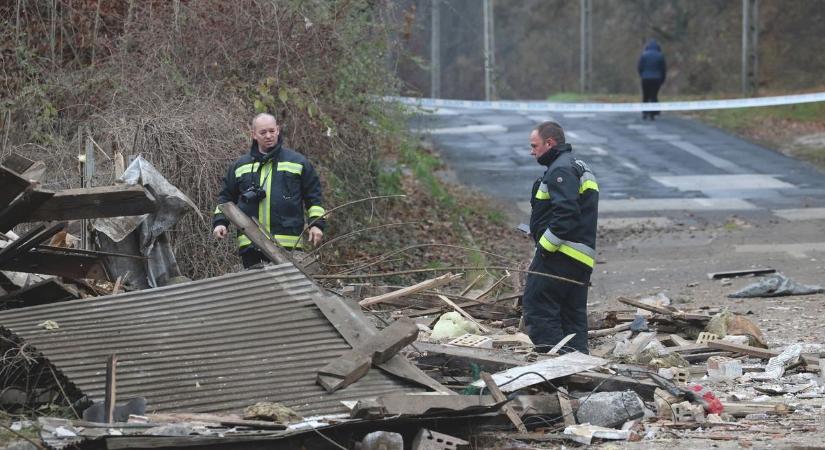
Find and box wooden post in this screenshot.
[482,0,495,101]
[430,0,441,99]
[742,0,759,97]
[104,354,118,423]
[579,0,592,93]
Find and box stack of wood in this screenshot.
[0,153,157,308]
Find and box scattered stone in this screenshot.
[575,391,645,428]
[563,424,631,445]
[243,402,302,424]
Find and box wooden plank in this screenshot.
[218,202,289,265]
[316,350,371,393]
[360,273,461,307]
[0,249,108,280]
[20,161,46,182]
[557,387,576,427]
[481,371,528,433]
[105,354,118,423]
[360,318,419,364]
[0,188,54,232]
[662,343,710,354]
[0,166,32,207]
[318,318,419,392]
[406,298,516,318]
[707,341,779,359]
[2,153,35,174]
[617,296,674,316]
[0,224,46,263]
[0,278,79,307]
[25,185,156,222]
[707,268,775,279]
[436,294,490,333]
[588,322,632,338]
[412,341,535,372]
[471,352,607,392]
[669,334,692,346]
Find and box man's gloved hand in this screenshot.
[213,225,228,239]
[307,226,324,246]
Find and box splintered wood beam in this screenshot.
[481,371,528,433]
[359,273,462,307]
[0,187,55,232]
[0,249,109,281]
[0,166,33,207]
[2,153,36,175]
[218,202,290,265]
[436,294,490,333]
[24,186,156,222]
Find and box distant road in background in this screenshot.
[412,108,825,228]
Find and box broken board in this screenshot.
[470,352,607,392]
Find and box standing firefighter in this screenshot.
[523,121,598,354]
[212,113,326,268]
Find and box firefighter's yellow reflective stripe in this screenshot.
[579,179,599,193]
[261,161,273,234]
[273,234,302,248]
[538,234,560,252]
[538,229,595,268]
[559,245,595,268]
[237,234,303,249]
[214,205,222,215]
[535,182,550,200]
[235,163,256,178]
[277,161,303,174]
[308,205,325,218]
[579,172,599,193]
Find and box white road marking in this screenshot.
[566,131,580,139]
[590,146,608,155]
[621,161,643,173]
[773,208,825,221]
[563,113,596,118]
[652,174,794,191]
[417,124,507,135]
[668,141,744,173]
[599,198,757,213]
[526,115,556,123]
[736,242,825,258]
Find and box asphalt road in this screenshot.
[411,107,825,227]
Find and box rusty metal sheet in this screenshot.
[0,264,429,416]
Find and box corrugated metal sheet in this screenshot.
[0,264,427,416]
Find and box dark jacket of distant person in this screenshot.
[637,40,666,82]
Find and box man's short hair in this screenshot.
[251,113,277,129]
[536,121,565,145]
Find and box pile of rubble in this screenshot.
[2,155,825,449]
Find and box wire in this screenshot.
[310,427,348,450]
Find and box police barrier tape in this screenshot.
[388,92,825,113]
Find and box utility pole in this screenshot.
[483,0,495,101]
[742,0,759,97]
[579,0,592,93]
[431,0,440,99]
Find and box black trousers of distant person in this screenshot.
[641,78,663,120]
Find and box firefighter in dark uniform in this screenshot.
[523,121,598,354]
[212,113,326,268]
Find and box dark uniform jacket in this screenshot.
[529,143,598,269]
[213,135,325,250]
[638,39,667,82]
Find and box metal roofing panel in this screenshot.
[0,264,428,416]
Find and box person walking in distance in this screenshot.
[638,39,667,120]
